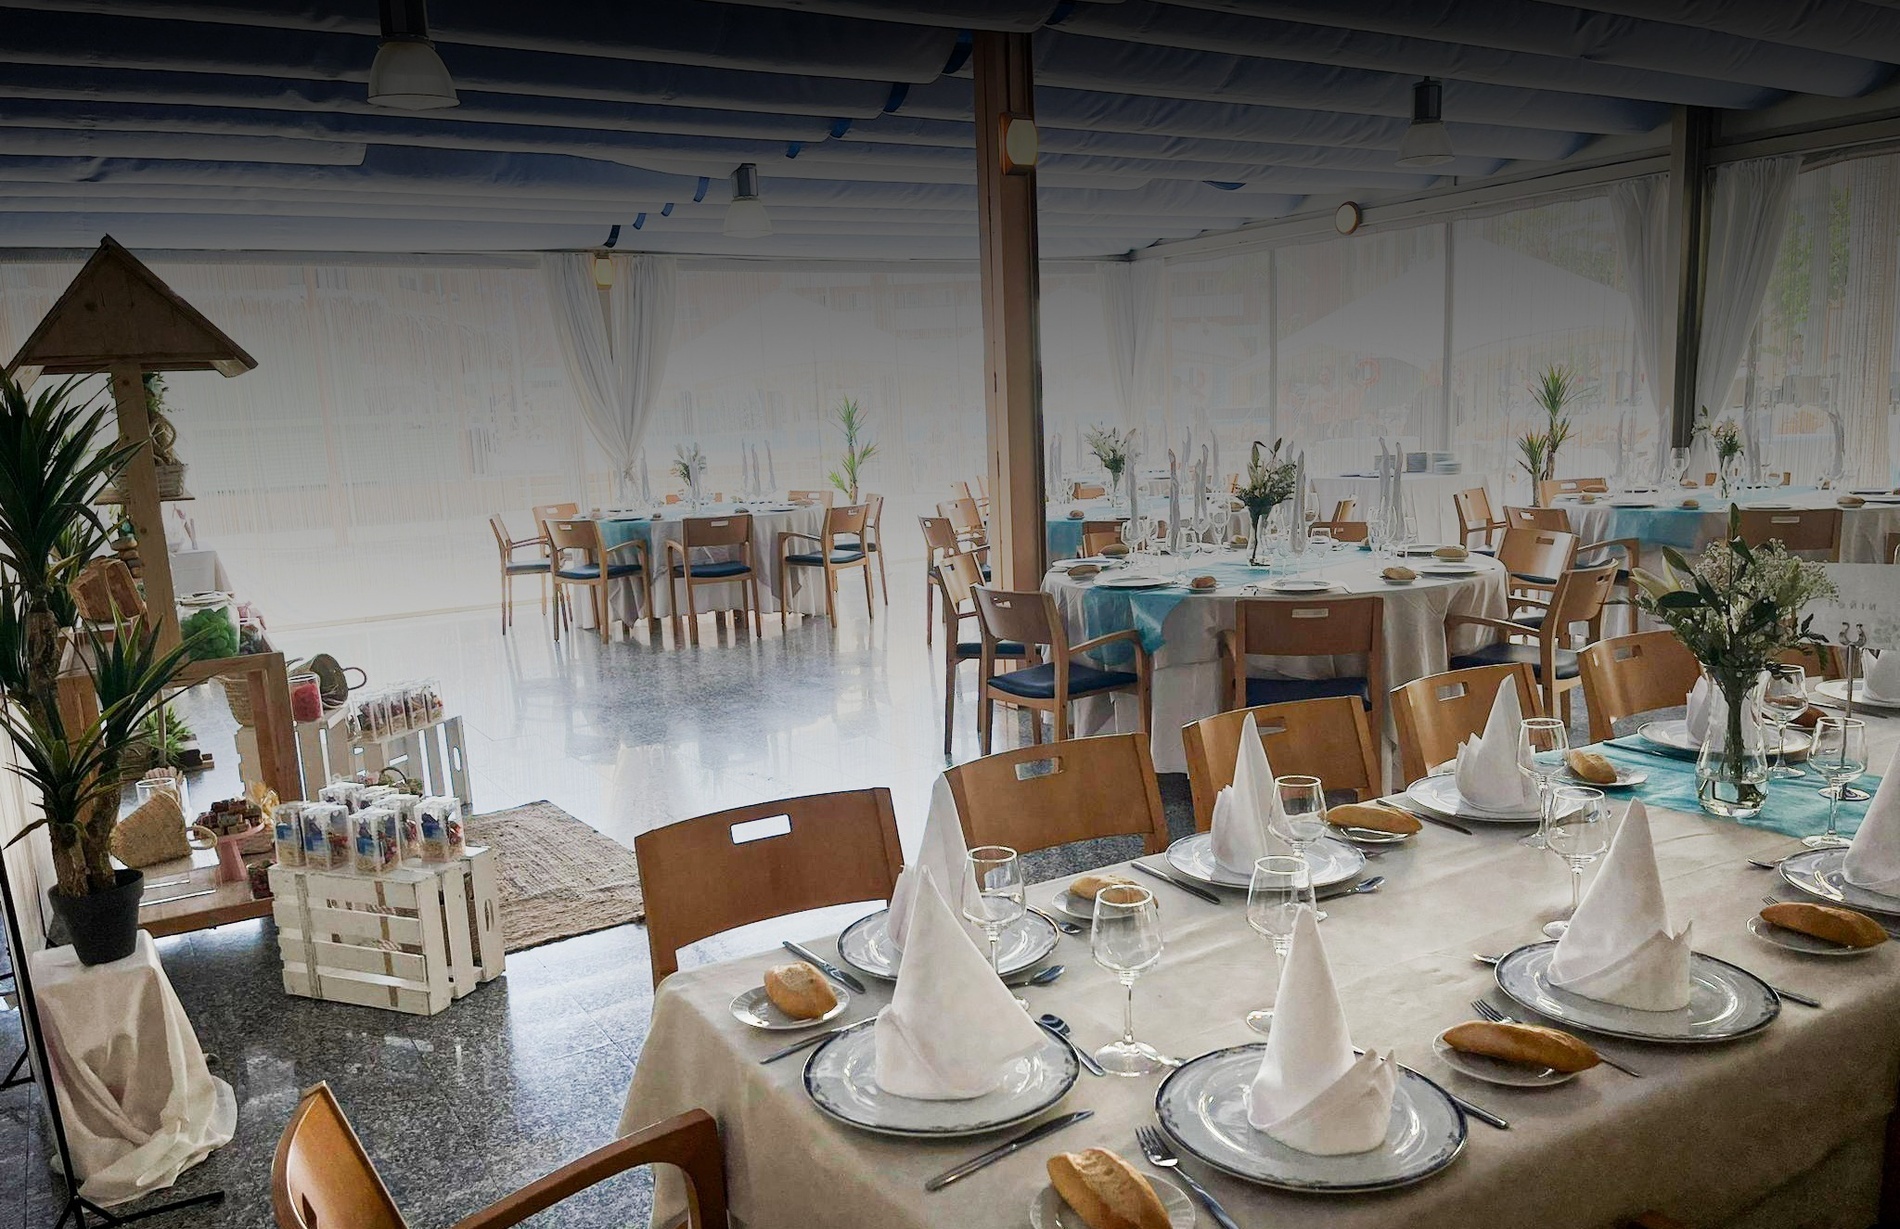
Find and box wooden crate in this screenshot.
[269,846,504,1016]
[295,711,471,807]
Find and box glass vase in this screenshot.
[1247,510,1268,566]
[1695,670,1768,819]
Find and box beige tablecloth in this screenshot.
[30,932,236,1207]
[1563,491,1900,564]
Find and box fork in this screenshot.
[1470,999,1643,1078]
[1134,1126,1241,1229]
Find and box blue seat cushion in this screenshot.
[504,561,550,575]
[955,639,1029,660]
[557,562,642,580]
[1509,571,1558,587]
[785,549,866,566]
[1244,675,1370,708]
[1509,609,1547,631]
[988,660,1136,700]
[1452,642,1581,680]
[670,560,751,579]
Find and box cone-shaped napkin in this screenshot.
[1685,675,1713,744]
[1247,910,1395,1154]
[1548,799,1693,1011]
[1211,713,1294,875]
[889,776,985,951]
[1453,681,1539,812]
[873,867,1047,1100]
[1864,650,1900,704]
[1845,740,1900,894]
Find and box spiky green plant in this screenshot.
[826,397,878,504]
[1518,364,1578,502]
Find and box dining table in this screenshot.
[578,502,830,626]
[1558,487,1900,563]
[1041,547,1509,773]
[1313,471,1470,546]
[618,700,1900,1229]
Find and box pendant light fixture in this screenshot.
[369,0,459,110]
[592,225,621,289]
[723,164,772,239]
[1396,77,1453,168]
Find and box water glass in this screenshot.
[1517,717,1569,849]
[1542,786,1608,938]
[1808,718,1866,849]
[962,846,1028,1007]
[1669,446,1691,488]
[1090,884,1167,1075]
[1270,775,1330,920]
[1759,664,1809,779]
[1244,855,1309,1034]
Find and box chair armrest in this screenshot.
[1445,613,1537,640]
[607,539,646,561]
[452,1109,723,1229]
[1579,536,1641,564]
[1072,628,1145,657]
[779,530,822,549]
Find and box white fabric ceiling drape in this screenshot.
[1609,175,1673,479]
[1696,156,1801,481]
[1100,260,1165,424]
[543,253,678,491]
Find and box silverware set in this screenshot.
[1136,1125,1242,1229]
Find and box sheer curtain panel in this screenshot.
[543,253,678,497]
[1100,261,1166,426]
[1610,175,1674,480]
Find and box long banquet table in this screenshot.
[1559,488,1900,563]
[620,713,1900,1229]
[582,503,830,625]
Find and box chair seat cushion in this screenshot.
[785,549,866,566]
[557,562,642,580]
[671,560,751,579]
[1244,675,1370,708]
[504,561,550,575]
[1452,642,1582,680]
[988,660,1136,700]
[1510,609,1546,631]
[955,640,1029,660]
[1509,571,1558,587]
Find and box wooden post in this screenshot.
[108,359,178,651]
[973,31,1047,589]
[1667,106,1714,449]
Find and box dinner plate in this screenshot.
[1746,914,1879,958]
[1418,563,1480,577]
[804,1021,1078,1139]
[1430,1032,1577,1088]
[1050,889,1096,925]
[1634,720,1808,759]
[1164,832,1365,889]
[1095,574,1175,590]
[1562,762,1647,789]
[1750,503,1794,511]
[836,908,1059,982]
[730,983,850,1031]
[1154,1046,1465,1193]
[1779,848,1900,917]
[1032,1177,1193,1229]
[1405,774,1544,824]
[1331,823,1412,846]
[1493,942,1779,1044]
[1608,500,1657,509]
[1814,678,1900,712]
[1268,578,1334,593]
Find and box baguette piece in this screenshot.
[1791,705,1825,731]
[1565,750,1618,785]
[763,962,839,1019]
[1326,803,1420,836]
[1070,872,1137,901]
[1442,1021,1600,1073]
[1047,1149,1170,1229]
[1760,902,1887,949]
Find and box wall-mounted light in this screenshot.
[1000,114,1039,175]
[369,0,458,110]
[592,224,621,288]
[723,164,772,238]
[1396,77,1453,168]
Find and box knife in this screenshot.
[1604,737,1695,762]
[1376,798,1473,836]
[1128,861,1223,904]
[924,1111,1094,1192]
[758,1020,862,1065]
[783,940,867,995]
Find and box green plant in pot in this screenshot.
[1235,438,1299,566]
[1516,364,1577,505]
[826,397,878,505]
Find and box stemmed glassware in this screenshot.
[1244,855,1309,1034]
[1542,786,1608,938]
[1669,446,1691,488]
[1759,664,1809,779]
[1808,718,1866,850]
[1089,884,1167,1075]
[962,846,1028,1009]
[1270,775,1330,921]
[1517,717,1570,849]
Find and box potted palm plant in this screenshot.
[1517,365,1577,505]
[826,397,878,504]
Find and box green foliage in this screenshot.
[1083,425,1136,479]
[0,375,139,598]
[1236,438,1298,518]
[1517,364,1576,496]
[825,397,878,502]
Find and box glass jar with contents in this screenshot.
[289,671,323,723]
[176,592,240,661]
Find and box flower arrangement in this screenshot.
[825,397,878,504]
[1236,439,1299,564]
[671,442,706,486]
[1516,365,1577,504]
[1084,425,1135,484]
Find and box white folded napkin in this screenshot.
[1211,713,1294,875]
[1685,675,1713,744]
[888,776,986,952]
[873,866,1047,1100]
[1453,681,1540,813]
[1248,910,1395,1154]
[1863,650,1900,704]
[1684,676,1766,751]
[1844,740,1900,894]
[1548,799,1693,1011]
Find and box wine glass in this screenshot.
[1669,446,1691,488]
[1808,718,1866,849]
[1517,717,1570,849]
[1090,884,1167,1075]
[962,846,1028,1009]
[1269,775,1330,921]
[1119,518,1142,554]
[1759,664,1809,779]
[1542,786,1608,938]
[1244,855,1309,1034]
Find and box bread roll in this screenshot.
[1433,545,1468,561]
[1101,543,1130,558]
[1070,872,1137,901]
[1047,1149,1170,1229]
[1565,750,1618,785]
[1381,565,1417,581]
[1838,494,1867,508]
[1068,564,1102,579]
[1760,902,1887,949]
[1791,705,1825,731]
[1326,803,1420,835]
[1189,575,1217,591]
[763,962,839,1019]
[1442,1021,1600,1073]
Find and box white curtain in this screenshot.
[1696,156,1801,482]
[543,253,678,493]
[1610,175,1674,479]
[1099,260,1166,424]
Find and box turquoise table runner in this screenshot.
[1592,487,1823,555]
[1047,517,1086,560]
[1075,554,1345,662]
[1594,741,1876,841]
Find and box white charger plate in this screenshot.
[1031,1176,1192,1229]
[1405,773,1542,823]
[1493,942,1779,1044]
[1419,563,1480,577]
[1430,1032,1577,1088]
[1164,832,1365,889]
[1269,578,1334,593]
[804,1022,1077,1138]
[1637,719,1810,759]
[837,908,1059,981]
[1815,678,1900,712]
[1779,848,1900,917]
[1095,574,1175,590]
[730,983,850,1031]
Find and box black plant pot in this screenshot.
[49,868,144,966]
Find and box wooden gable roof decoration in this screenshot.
[4,235,256,382]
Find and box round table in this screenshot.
[588,502,829,625]
[1041,549,1508,772]
[1559,489,1900,562]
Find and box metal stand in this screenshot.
[1832,623,1874,802]
[0,858,225,1227]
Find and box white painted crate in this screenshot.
[268,846,504,1016]
[295,712,471,807]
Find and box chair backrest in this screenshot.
[1736,507,1841,560]
[681,513,752,551]
[863,493,884,534]
[488,514,514,558]
[1504,505,1570,533]
[1537,476,1608,505]
[949,480,973,500]
[945,734,1169,856]
[1330,498,1357,521]
[825,503,869,547]
[940,497,984,536]
[1496,527,1577,581]
[547,518,606,564]
[1311,520,1369,543]
[936,550,985,612]
[1232,594,1383,660]
[1545,559,1622,627]
[1578,630,1700,739]
[1391,662,1542,785]
[971,586,1062,654]
[273,1082,407,1229]
[919,515,961,561]
[789,489,835,507]
[634,789,904,984]
[531,502,579,550]
[1888,530,1900,564]
[1453,487,1502,547]
[1182,698,1380,830]
[1071,482,1107,500]
[1080,519,1125,555]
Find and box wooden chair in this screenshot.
[971,586,1149,753]
[944,733,1168,858]
[1448,559,1621,722]
[861,493,889,603]
[1504,504,1570,533]
[1218,595,1385,755]
[1330,498,1358,521]
[1578,630,1700,741]
[487,515,549,635]
[1391,662,1542,785]
[531,501,580,623]
[949,480,972,500]
[973,474,990,517]
[273,1083,727,1229]
[780,504,875,626]
[1537,476,1608,505]
[1080,519,1126,556]
[664,513,762,645]
[1737,507,1842,560]
[787,489,835,508]
[935,551,1030,756]
[920,515,967,644]
[634,788,903,985]
[1887,530,1900,564]
[1310,519,1369,543]
[1495,526,1577,601]
[548,518,651,645]
[1453,487,1507,551]
[1182,697,1381,831]
[1070,481,1107,500]
[939,497,986,547]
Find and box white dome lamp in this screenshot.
[1396,77,1453,168]
[369,0,459,110]
[723,163,772,239]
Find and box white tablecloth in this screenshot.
[581,504,832,626]
[1561,490,1900,563]
[29,932,236,1206]
[1313,473,1470,545]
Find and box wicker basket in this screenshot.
[110,792,189,869]
[154,461,190,501]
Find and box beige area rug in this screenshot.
[463,800,644,953]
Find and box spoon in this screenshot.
[1036,1014,1107,1077]
[1029,906,1084,936]
[1007,963,1066,989]
[1324,875,1385,899]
